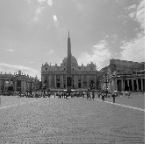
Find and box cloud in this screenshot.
[105,35,109,38]
[111,34,118,44]
[76,3,85,11]
[93,40,107,49]
[38,0,53,6]
[38,0,45,4]
[53,15,59,27]
[128,0,145,31]
[6,49,14,52]
[128,4,136,11]
[25,0,31,4]
[47,49,54,55]
[53,15,57,22]
[29,61,36,64]
[47,0,53,6]
[129,12,136,19]
[135,0,145,30]
[120,36,145,62]
[0,63,40,79]
[34,7,44,22]
[78,40,111,70]
[120,0,145,62]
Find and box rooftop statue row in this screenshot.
[0,70,38,80]
[42,56,97,71]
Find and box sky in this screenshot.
[0,0,144,80]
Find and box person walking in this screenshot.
[112,92,116,103]
[92,90,95,100]
[128,91,131,98]
[102,93,105,101]
[87,89,90,99]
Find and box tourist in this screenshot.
[82,91,85,98]
[102,93,105,101]
[128,91,131,98]
[92,90,95,100]
[87,89,90,99]
[98,92,101,98]
[112,92,116,103]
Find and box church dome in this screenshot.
[61,55,78,66]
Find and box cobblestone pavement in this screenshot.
[0,96,38,108]
[0,97,144,144]
[101,93,144,109]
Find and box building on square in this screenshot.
[100,59,145,92]
[0,70,40,95]
[41,33,145,92]
[41,33,102,90]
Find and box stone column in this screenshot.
[141,78,143,91]
[110,79,113,91]
[76,75,78,88]
[65,75,67,89]
[94,75,96,89]
[25,81,28,91]
[73,75,76,88]
[49,75,51,88]
[21,81,23,92]
[127,79,129,90]
[23,81,25,92]
[111,79,114,91]
[14,80,17,91]
[27,82,29,91]
[87,75,89,88]
[132,79,134,91]
[9,80,10,87]
[75,75,77,88]
[54,75,56,88]
[60,75,63,89]
[0,80,2,93]
[121,79,124,91]
[24,81,25,92]
[24,81,27,92]
[115,79,117,91]
[136,79,139,91]
[0,80,1,93]
[28,82,30,91]
[3,80,6,94]
[81,75,83,88]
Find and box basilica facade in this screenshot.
[41,34,101,90]
[41,57,102,90]
[41,33,145,92]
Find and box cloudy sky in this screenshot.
[0,0,144,79]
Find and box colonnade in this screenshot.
[43,74,97,89]
[108,78,145,92]
[0,79,34,94]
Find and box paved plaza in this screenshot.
[0,95,144,144]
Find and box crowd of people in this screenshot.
[1,88,144,104]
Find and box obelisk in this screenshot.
[66,31,72,93]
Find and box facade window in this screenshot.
[45,68,47,71]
